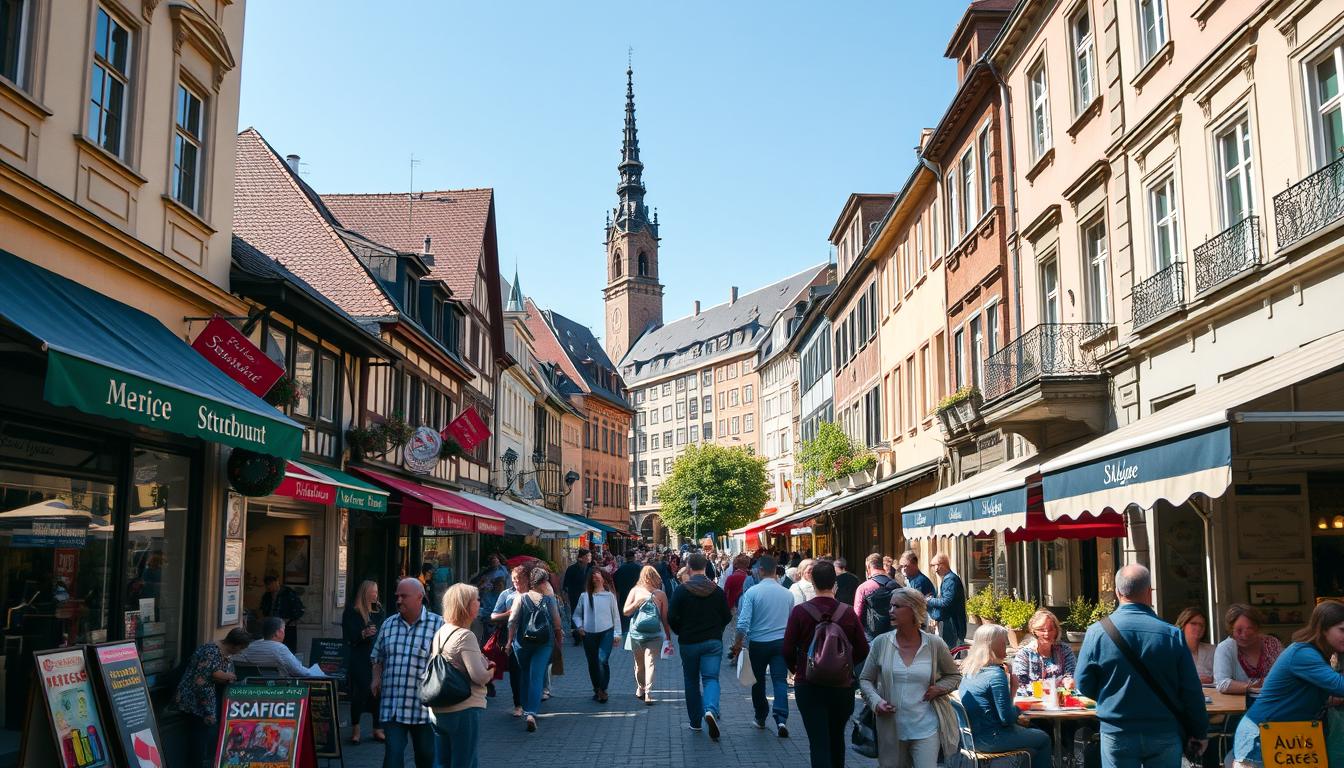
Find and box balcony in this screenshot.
[1194,215,1261,295]
[1132,261,1185,329]
[1274,155,1344,250]
[979,323,1111,444]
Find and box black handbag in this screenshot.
[419,627,474,708]
[850,703,879,758]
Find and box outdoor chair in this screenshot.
[946,696,1032,768]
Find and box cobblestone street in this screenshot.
[341,631,879,767]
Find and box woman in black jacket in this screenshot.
[342,580,384,744]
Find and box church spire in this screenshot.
[506,267,524,313]
[610,66,657,240]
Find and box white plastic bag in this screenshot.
[661,640,674,659]
[736,650,756,687]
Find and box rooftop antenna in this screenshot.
[627,46,632,68]
[408,153,422,239]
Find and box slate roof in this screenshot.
[233,129,396,318]
[621,264,828,386]
[320,189,494,300]
[523,298,631,412]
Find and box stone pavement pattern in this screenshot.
[340,631,879,767]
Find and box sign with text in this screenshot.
[265,678,341,760]
[24,648,111,768]
[89,642,164,768]
[403,427,442,475]
[273,474,336,505]
[190,316,285,398]
[216,685,315,768]
[442,407,490,452]
[307,638,347,679]
[1258,721,1326,768]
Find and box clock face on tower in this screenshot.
[611,308,623,333]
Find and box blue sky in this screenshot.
[238,2,966,337]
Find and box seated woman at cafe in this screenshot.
[1012,609,1077,687]
[1232,601,1344,767]
[1175,606,1216,685]
[1213,604,1282,695]
[959,624,1052,768]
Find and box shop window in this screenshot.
[293,341,315,418]
[127,449,190,684]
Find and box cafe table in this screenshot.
[1016,689,1247,768]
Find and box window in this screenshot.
[1041,256,1061,323]
[744,385,754,403]
[961,149,976,231]
[650,434,659,450]
[637,411,646,427]
[744,414,754,432]
[1,0,30,86]
[649,408,658,425]
[293,341,315,418]
[985,303,1000,358]
[952,327,965,389]
[676,428,686,445]
[1137,0,1168,64]
[662,430,671,446]
[1028,60,1051,160]
[690,424,699,442]
[663,458,673,474]
[867,282,878,338]
[171,84,205,210]
[640,486,648,505]
[919,345,932,416]
[1071,7,1096,112]
[727,363,738,380]
[662,405,672,421]
[1217,117,1255,226]
[688,398,698,419]
[977,126,992,215]
[729,389,739,407]
[946,170,961,241]
[638,252,649,276]
[731,417,740,435]
[703,421,713,440]
[638,433,647,451]
[970,315,984,391]
[1310,43,1344,164]
[638,461,647,478]
[318,353,337,423]
[675,377,686,393]
[88,7,132,158]
[702,395,712,414]
[1083,219,1110,323]
[650,386,658,402]
[717,392,726,410]
[905,358,917,430]
[661,383,672,396]
[1149,175,1180,270]
[675,401,686,419]
[702,370,713,387]
[864,386,881,447]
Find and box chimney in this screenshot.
[729,286,739,305]
[285,154,300,173]
[423,236,432,254]
[693,300,701,316]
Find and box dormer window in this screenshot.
[403,274,419,318]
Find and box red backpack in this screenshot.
[800,601,854,687]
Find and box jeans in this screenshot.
[679,639,723,726]
[581,628,614,692]
[978,726,1053,768]
[431,708,480,768]
[507,649,521,707]
[1101,729,1183,768]
[795,681,856,768]
[382,721,436,768]
[515,641,553,716]
[747,639,789,726]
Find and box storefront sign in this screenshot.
[335,485,387,512]
[25,648,112,768]
[89,643,164,768]
[431,509,473,531]
[274,474,336,505]
[44,353,302,458]
[216,685,315,768]
[1258,722,1326,767]
[13,522,88,548]
[190,316,286,398]
[307,639,347,679]
[403,427,442,475]
[443,408,490,452]
[475,517,506,536]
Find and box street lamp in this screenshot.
[584,496,593,519]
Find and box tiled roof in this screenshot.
[231,234,379,334]
[621,264,828,386]
[320,189,494,300]
[233,129,395,318]
[523,298,631,412]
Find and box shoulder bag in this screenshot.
[419,627,474,708]
[1100,617,1203,764]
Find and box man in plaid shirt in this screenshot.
[371,577,444,768]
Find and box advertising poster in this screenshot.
[262,678,341,760]
[216,685,314,768]
[31,648,111,768]
[89,643,163,768]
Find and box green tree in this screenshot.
[658,443,769,537]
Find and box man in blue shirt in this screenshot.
[728,555,795,737]
[1076,564,1208,767]
[898,550,936,598]
[926,553,967,648]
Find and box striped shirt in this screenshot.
[371,606,444,724]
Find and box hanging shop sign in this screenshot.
[21,648,111,768]
[190,316,286,398]
[443,407,490,452]
[89,643,164,768]
[403,427,443,474]
[216,685,315,768]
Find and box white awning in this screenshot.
[453,491,577,539]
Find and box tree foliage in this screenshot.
[658,443,769,537]
[796,421,877,497]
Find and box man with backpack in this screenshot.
[728,555,794,738]
[667,552,732,740]
[782,560,869,768]
[852,554,897,642]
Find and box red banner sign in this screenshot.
[431,510,474,531]
[190,316,285,397]
[274,475,335,505]
[474,517,506,536]
[442,408,490,452]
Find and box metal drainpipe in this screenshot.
[987,59,1024,336]
[1190,496,1220,643]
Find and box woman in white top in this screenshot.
[429,584,495,768]
[858,587,961,768]
[789,558,817,605]
[572,568,622,703]
[1213,603,1283,694]
[623,565,673,704]
[1175,606,1216,684]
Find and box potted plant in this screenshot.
[439,435,466,460]
[999,596,1039,647]
[1090,599,1116,626]
[1063,596,1094,643]
[844,453,878,487]
[965,585,1001,626]
[346,424,388,459]
[380,411,416,449]
[938,386,984,428]
[264,375,303,409]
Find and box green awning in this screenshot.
[304,464,390,512]
[0,250,303,458]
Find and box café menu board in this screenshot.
[308,637,348,679]
[216,685,315,768]
[22,648,111,768]
[90,642,164,768]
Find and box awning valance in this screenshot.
[273,461,390,512]
[0,249,303,457]
[305,465,390,512]
[453,492,572,540]
[350,468,506,533]
[771,460,941,536]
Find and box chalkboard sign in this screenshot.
[216,684,315,768]
[308,637,347,680]
[89,643,165,768]
[20,647,112,768]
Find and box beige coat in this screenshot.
[429,624,494,714]
[858,630,962,767]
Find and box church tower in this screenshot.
[602,66,664,365]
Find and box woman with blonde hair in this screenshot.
[960,624,1051,768]
[858,587,961,768]
[428,583,495,768]
[623,565,673,704]
[1012,609,1077,687]
[341,580,385,744]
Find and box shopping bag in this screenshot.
[736,650,756,687]
[850,704,879,758]
[661,640,674,659]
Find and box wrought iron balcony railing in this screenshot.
[1274,154,1344,250]
[1194,215,1260,295]
[1132,261,1185,329]
[983,323,1110,402]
